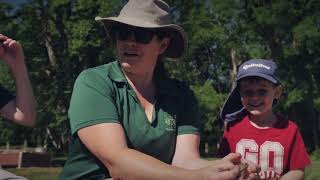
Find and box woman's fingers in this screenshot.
[199,160,241,180]
[241,158,261,174]
[0,34,8,41]
[216,161,236,172]
[248,172,260,180]
[222,153,242,164]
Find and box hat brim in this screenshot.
[237,73,278,84]
[220,86,247,122]
[95,16,187,59]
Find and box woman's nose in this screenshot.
[127,32,136,41]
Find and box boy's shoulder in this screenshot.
[225,116,247,131]
[225,114,300,132]
[275,114,299,129]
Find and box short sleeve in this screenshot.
[288,129,311,170]
[177,85,201,135]
[68,70,120,135]
[0,86,15,109]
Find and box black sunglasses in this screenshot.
[109,24,167,44]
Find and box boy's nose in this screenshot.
[249,94,261,101]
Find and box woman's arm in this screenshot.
[0,34,36,126]
[280,170,304,180]
[172,134,215,169]
[78,123,241,180]
[172,134,260,179]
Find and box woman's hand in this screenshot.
[194,153,240,180]
[0,34,25,71]
[238,158,260,180]
[196,153,242,180]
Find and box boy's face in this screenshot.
[239,78,282,117]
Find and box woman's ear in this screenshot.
[159,37,170,54]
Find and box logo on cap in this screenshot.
[243,63,270,70]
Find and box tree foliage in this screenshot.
[0,0,319,154]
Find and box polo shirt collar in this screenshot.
[108,60,127,83]
[108,60,181,97]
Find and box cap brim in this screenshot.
[220,86,247,122]
[95,16,187,59]
[237,73,278,84]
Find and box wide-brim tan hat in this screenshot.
[95,0,188,59]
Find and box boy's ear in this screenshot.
[275,85,283,99]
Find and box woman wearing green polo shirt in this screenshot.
[60,0,260,180]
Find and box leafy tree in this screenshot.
[0,0,319,155]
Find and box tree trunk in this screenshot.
[230,48,240,88]
[46,127,59,149]
[313,110,319,149]
[44,36,57,66]
[6,141,10,150]
[308,75,319,149]
[39,0,57,67]
[23,139,27,151]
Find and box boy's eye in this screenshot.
[240,90,254,97]
[257,90,268,96]
[240,89,268,97]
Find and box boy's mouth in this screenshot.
[248,103,263,108]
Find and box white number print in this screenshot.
[236,139,258,164]
[236,139,284,177]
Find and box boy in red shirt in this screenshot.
[219,59,310,179]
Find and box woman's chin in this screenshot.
[120,62,132,68]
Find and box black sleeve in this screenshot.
[0,85,15,109]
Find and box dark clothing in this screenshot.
[0,85,14,109]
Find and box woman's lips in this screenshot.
[123,52,138,57]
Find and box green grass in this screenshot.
[6,167,61,180]
[305,159,320,180]
[4,159,320,180]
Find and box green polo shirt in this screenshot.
[59,60,201,180]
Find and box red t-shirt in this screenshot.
[218,115,310,179]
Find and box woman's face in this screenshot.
[112,25,169,75]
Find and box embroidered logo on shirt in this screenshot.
[164,114,176,131]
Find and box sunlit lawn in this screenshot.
[305,160,320,180]
[5,159,320,180]
[7,167,61,180]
